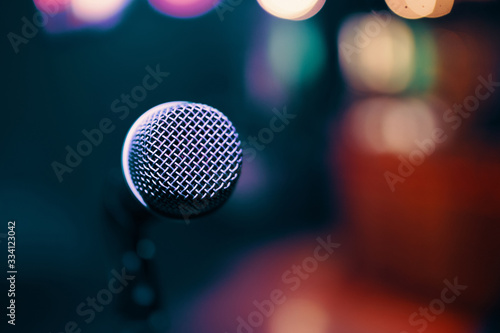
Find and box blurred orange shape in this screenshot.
[406,0,440,17]
[385,0,425,19]
[427,0,454,17]
[269,299,331,333]
[386,0,454,19]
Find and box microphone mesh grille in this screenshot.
[127,103,242,219]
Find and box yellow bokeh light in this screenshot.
[338,13,416,94]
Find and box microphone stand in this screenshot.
[102,168,164,330]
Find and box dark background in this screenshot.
[1,0,499,332]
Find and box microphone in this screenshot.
[122,101,243,220]
[101,102,242,323]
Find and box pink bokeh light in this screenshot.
[148,0,220,18]
[33,0,71,15]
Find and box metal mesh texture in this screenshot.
[127,103,242,219]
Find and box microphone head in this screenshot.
[122,102,243,219]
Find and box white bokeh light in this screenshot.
[71,0,129,23]
[257,0,325,21]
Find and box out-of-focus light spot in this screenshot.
[132,284,155,306]
[137,239,156,259]
[122,251,141,272]
[426,0,454,18]
[338,14,415,94]
[268,20,327,90]
[34,0,128,33]
[34,0,71,15]
[71,0,129,23]
[385,0,424,19]
[385,0,454,19]
[407,0,453,17]
[233,157,269,198]
[257,0,325,21]
[408,23,437,92]
[347,98,438,155]
[245,18,326,107]
[148,0,219,18]
[246,41,289,107]
[269,299,330,333]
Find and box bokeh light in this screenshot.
[34,0,131,33]
[268,20,327,90]
[233,156,270,200]
[246,18,326,107]
[148,0,219,18]
[385,0,454,19]
[338,13,417,94]
[122,251,141,272]
[257,0,325,21]
[347,97,438,155]
[246,38,289,107]
[34,0,71,15]
[132,284,155,307]
[426,0,454,18]
[407,0,454,18]
[71,0,129,23]
[269,299,330,333]
[407,23,438,92]
[385,0,424,19]
[137,239,156,259]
